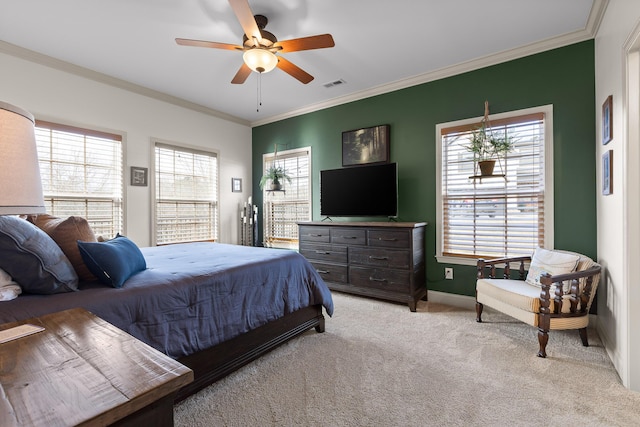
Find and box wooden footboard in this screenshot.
[175,304,325,402]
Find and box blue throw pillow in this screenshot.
[0,216,79,294]
[77,234,146,288]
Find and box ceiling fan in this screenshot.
[176,0,335,85]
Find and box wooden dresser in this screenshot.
[298,221,427,311]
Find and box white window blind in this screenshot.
[154,143,218,245]
[35,121,123,239]
[439,109,550,261]
[263,147,311,249]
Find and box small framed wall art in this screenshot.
[602,95,613,145]
[602,150,613,195]
[130,166,148,187]
[342,124,390,166]
[231,177,242,193]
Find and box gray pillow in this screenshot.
[0,216,79,294]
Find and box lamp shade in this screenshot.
[0,101,45,215]
[243,48,278,73]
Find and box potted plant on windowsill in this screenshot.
[259,165,292,191]
[466,123,514,176]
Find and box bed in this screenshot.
[0,215,333,401]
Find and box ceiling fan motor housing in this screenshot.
[243,15,277,48]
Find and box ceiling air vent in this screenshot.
[323,79,346,88]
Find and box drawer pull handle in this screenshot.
[309,234,325,237]
[315,250,331,255]
[378,238,398,242]
[369,277,387,282]
[369,256,389,260]
[316,270,329,274]
[342,236,357,239]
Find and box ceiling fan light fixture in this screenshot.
[176,5,335,85]
[243,48,278,73]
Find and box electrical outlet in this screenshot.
[445,268,454,280]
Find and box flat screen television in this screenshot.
[320,163,398,217]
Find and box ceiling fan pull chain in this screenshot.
[259,72,262,108]
[256,72,262,112]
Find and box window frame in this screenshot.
[262,146,312,250]
[34,119,124,238]
[435,105,554,266]
[151,139,219,246]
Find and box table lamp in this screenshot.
[0,101,45,215]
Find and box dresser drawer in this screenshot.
[299,226,330,243]
[349,267,410,293]
[309,261,348,284]
[349,247,410,269]
[299,244,347,264]
[331,228,366,245]
[368,230,410,249]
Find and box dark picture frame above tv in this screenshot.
[320,162,398,218]
[342,124,390,166]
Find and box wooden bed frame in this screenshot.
[175,304,325,401]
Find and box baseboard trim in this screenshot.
[427,291,476,310]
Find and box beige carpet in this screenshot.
[174,293,640,426]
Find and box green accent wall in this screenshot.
[252,40,596,297]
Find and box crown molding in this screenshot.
[0,0,608,130]
[251,0,609,127]
[586,0,609,37]
[0,40,250,127]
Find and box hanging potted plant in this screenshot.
[466,123,514,176]
[259,165,292,191]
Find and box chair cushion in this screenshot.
[478,278,543,313]
[525,248,580,287]
[477,278,575,314]
[574,254,595,274]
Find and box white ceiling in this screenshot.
[0,0,604,127]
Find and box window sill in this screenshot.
[435,255,479,267]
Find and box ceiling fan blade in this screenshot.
[228,0,261,43]
[176,38,242,50]
[276,57,314,84]
[274,34,335,53]
[231,63,252,84]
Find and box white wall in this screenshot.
[595,0,640,391]
[0,51,252,247]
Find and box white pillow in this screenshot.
[0,268,21,301]
[525,248,580,287]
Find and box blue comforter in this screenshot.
[0,243,333,359]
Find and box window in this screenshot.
[154,142,218,245]
[263,147,311,249]
[35,121,123,238]
[436,105,553,264]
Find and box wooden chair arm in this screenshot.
[539,265,602,287]
[539,265,602,315]
[477,256,531,280]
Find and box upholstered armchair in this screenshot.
[475,248,601,357]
